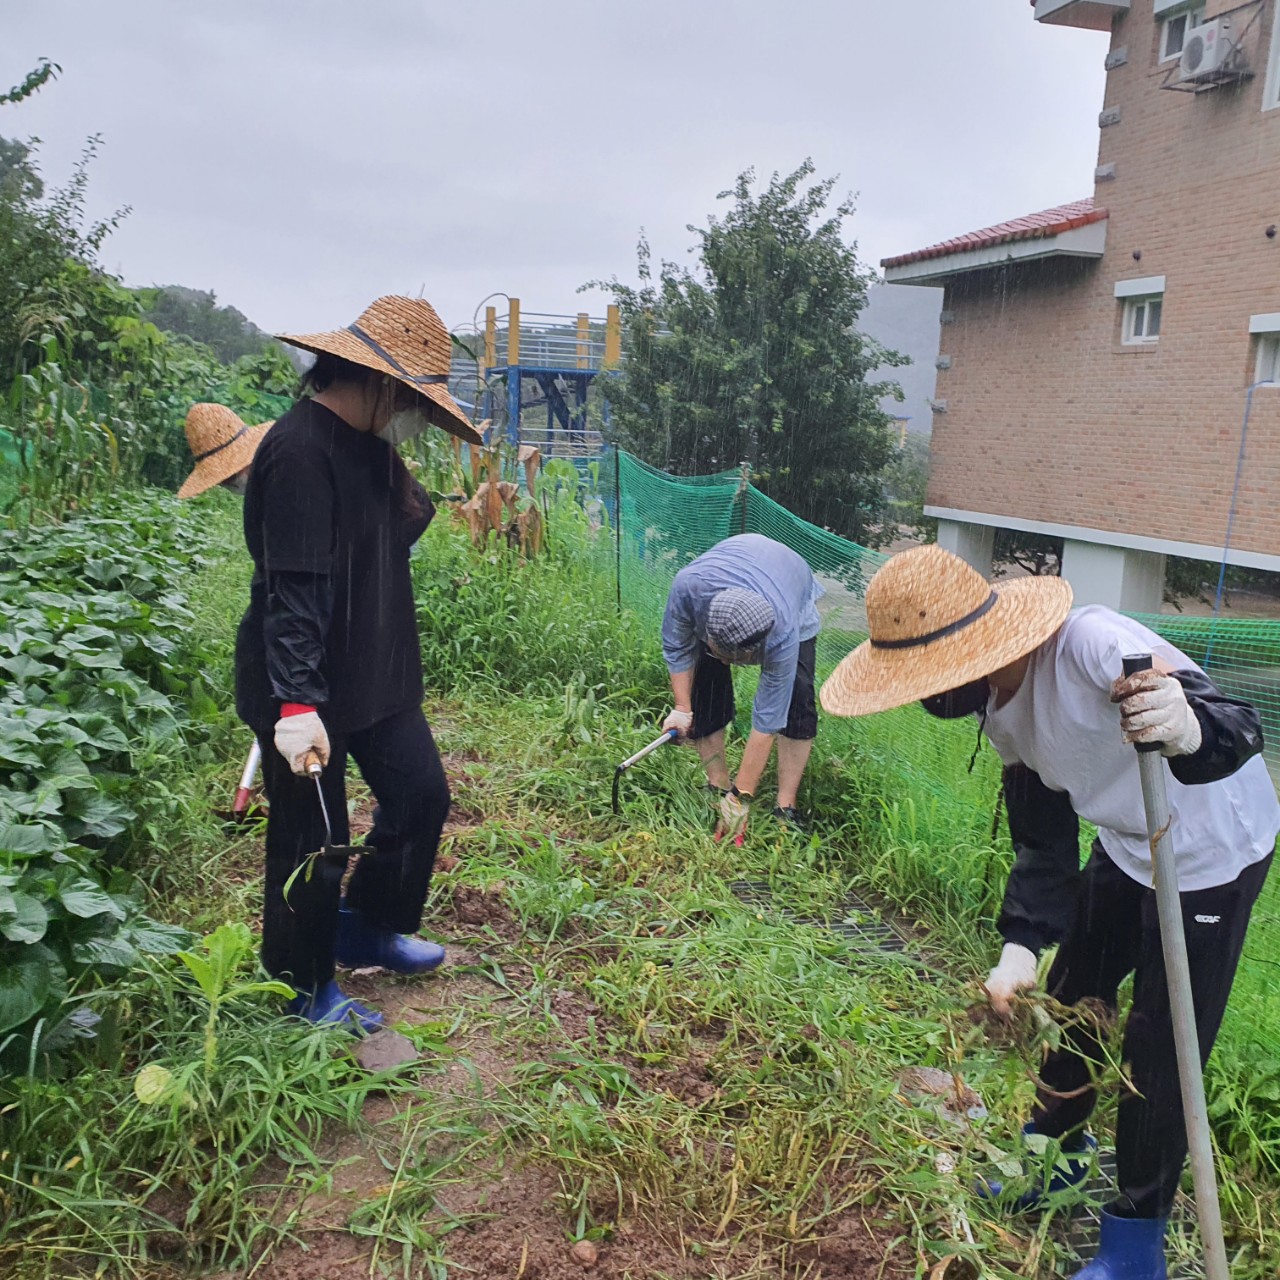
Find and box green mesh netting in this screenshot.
[605,449,1280,1062]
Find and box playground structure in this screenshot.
[449,299,622,456]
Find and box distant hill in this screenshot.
[137,285,282,365]
[861,282,943,437]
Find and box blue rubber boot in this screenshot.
[287,979,383,1035]
[978,1122,1097,1210]
[1071,1211,1167,1279]
[336,907,445,975]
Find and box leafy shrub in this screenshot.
[0,923,383,1273]
[0,490,210,1052]
[412,463,663,704]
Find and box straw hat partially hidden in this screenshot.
[819,545,1073,717]
[178,403,272,500]
[278,295,482,445]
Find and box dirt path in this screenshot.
[203,825,909,1280]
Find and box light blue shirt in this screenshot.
[662,534,823,734]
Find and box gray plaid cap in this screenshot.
[707,589,776,655]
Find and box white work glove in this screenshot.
[1110,670,1202,757]
[984,943,1038,1018]
[662,708,694,740]
[715,788,751,842]
[273,711,330,777]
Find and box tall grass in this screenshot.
[3,474,1277,1278]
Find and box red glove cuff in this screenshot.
[280,703,316,718]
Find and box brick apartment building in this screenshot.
[883,0,1280,610]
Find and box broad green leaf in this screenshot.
[176,950,217,1000]
[69,651,126,670]
[0,823,57,856]
[68,712,130,752]
[64,792,133,840]
[59,878,127,921]
[1,892,49,944]
[0,740,44,768]
[47,750,97,790]
[0,945,55,1034]
[227,980,295,1001]
[128,919,193,954]
[0,654,57,684]
[71,933,138,970]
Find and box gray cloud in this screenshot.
[3,0,1106,334]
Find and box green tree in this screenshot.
[0,57,59,108]
[0,136,127,375]
[992,530,1062,578]
[138,285,275,364]
[591,161,906,544]
[880,433,936,543]
[0,136,43,199]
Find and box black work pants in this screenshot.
[1032,842,1271,1218]
[252,704,450,990]
[687,637,819,742]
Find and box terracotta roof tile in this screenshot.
[882,198,1107,269]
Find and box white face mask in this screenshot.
[376,407,431,447]
[220,471,250,497]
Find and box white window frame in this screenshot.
[1116,276,1166,346]
[1265,5,1280,111]
[1251,315,1280,384]
[1257,334,1280,384]
[1160,4,1206,63]
[1123,295,1164,344]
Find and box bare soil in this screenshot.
[196,863,911,1280]
[194,740,914,1280]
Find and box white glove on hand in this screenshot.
[715,789,751,842]
[273,711,330,777]
[663,708,694,740]
[1110,670,1202,757]
[984,943,1038,1018]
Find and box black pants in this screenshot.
[253,704,451,990]
[1033,843,1271,1218]
[688,636,819,742]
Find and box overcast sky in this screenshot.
[3,1,1107,337]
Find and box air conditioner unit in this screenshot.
[1178,17,1243,84]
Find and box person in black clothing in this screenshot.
[236,295,482,1031]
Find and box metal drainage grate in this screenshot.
[728,879,911,956]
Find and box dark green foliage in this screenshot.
[0,134,126,379]
[992,528,1063,578]
[0,135,42,199]
[880,433,936,542]
[137,285,279,365]
[592,161,906,545]
[0,58,59,108]
[0,131,293,512]
[412,463,662,704]
[0,491,211,1051]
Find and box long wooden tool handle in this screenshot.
[1123,653,1229,1280]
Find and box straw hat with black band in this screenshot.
[819,544,1074,718]
[178,403,273,500]
[278,295,483,446]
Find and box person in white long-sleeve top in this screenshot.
[820,544,1278,1280]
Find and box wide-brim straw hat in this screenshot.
[278,295,482,446]
[177,403,273,499]
[819,544,1073,717]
